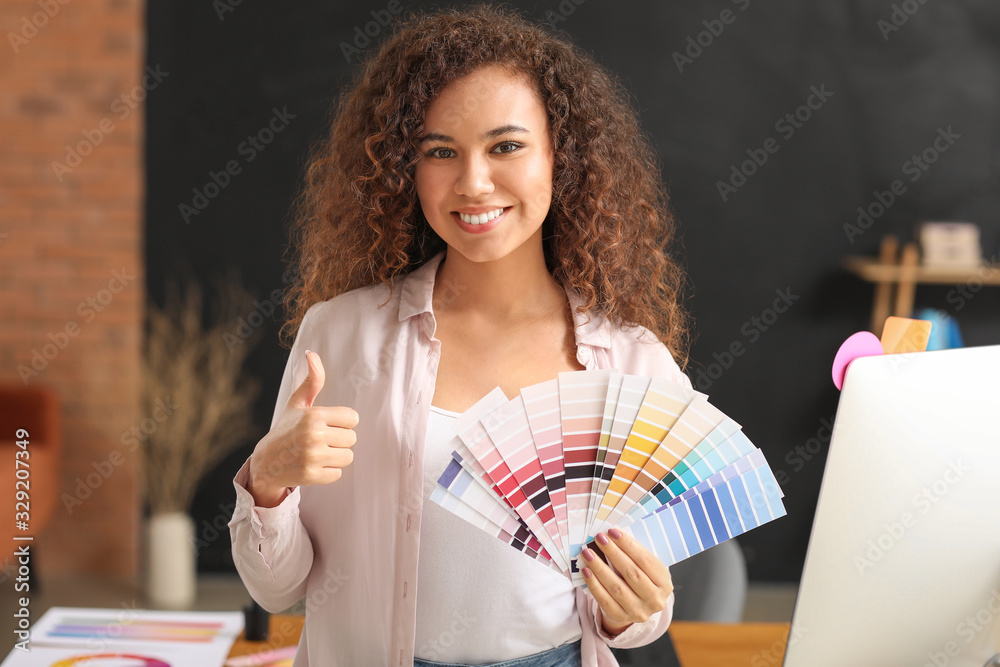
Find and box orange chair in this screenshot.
[0,384,62,583]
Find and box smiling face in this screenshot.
[413,65,555,265]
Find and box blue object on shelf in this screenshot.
[912,308,964,351]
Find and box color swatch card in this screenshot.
[25,607,244,648]
[578,448,785,586]
[429,371,786,588]
[4,606,244,667]
[558,369,614,566]
[431,452,562,574]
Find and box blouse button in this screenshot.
[403,581,408,598]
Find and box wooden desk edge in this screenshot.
[228,614,304,656]
[671,621,791,666]
[228,615,792,665]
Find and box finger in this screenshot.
[298,418,357,458]
[581,546,641,611]
[322,422,358,450]
[312,466,344,485]
[302,442,355,484]
[287,349,325,409]
[308,405,360,431]
[586,536,659,612]
[580,557,628,621]
[305,459,349,486]
[318,445,354,470]
[602,529,671,591]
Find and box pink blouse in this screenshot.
[228,251,691,666]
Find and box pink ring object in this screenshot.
[832,331,884,390]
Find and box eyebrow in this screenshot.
[418,124,530,144]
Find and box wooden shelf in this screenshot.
[843,235,1000,336]
[843,257,1000,285]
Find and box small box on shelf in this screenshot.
[918,221,982,269]
[844,234,1000,336]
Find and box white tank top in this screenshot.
[414,403,582,663]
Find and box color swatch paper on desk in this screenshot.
[0,607,244,667]
[429,370,786,590]
[0,644,212,667]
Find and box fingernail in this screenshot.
[582,548,595,562]
[596,532,609,546]
[583,567,592,579]
[609,528,622,540]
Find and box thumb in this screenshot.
[288,349,325,409]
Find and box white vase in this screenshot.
[146,511,197,609]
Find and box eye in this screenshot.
[426,146,455,159]
[492,141,523,154]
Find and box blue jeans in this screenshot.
[413,639,582,667]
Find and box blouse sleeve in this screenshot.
[227,307,320,613]
[585,588,674,648]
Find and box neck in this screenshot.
[432,233,566,325]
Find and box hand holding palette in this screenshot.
[429,370,786,588]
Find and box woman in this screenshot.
[229,5,692,666]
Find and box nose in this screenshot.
[454,153,494,198]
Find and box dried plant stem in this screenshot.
[139,276,261,514]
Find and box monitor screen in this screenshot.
[784,345,1000,667]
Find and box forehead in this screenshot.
[422,65,547,135]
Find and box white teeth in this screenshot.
[458,207,505,225]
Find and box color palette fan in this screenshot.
[430,369,786,588]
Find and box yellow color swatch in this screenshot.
[880,316,931,354]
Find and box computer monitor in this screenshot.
[783,344,1000,667]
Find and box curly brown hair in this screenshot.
[280,3,691,369]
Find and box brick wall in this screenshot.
[0,0,144,581]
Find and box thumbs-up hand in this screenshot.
[247,350,360,508]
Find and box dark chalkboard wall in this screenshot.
[145,0,1000,582]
